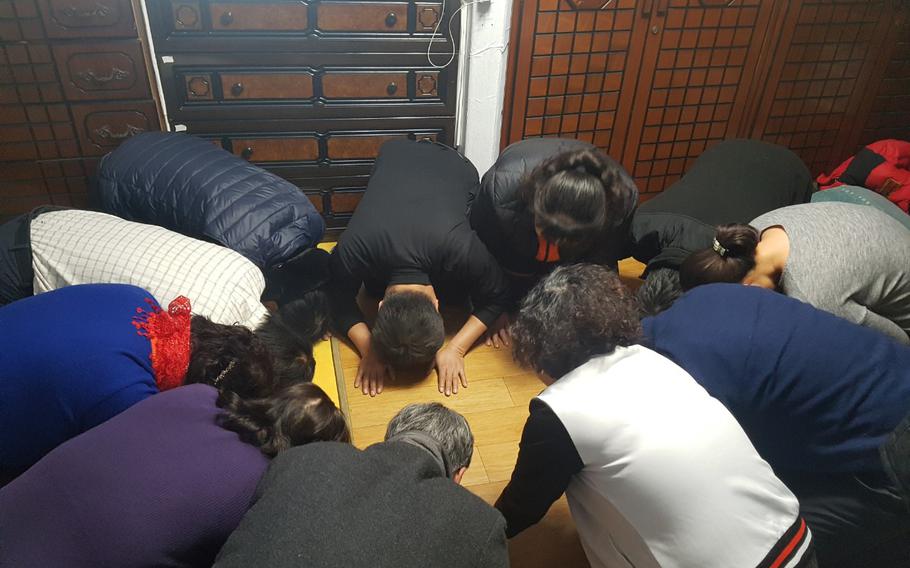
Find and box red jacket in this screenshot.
[817,139,910,213]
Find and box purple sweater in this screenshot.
[0,384,269,568]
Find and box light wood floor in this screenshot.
[329,259,645,567]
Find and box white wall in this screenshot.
[456,0,513,175]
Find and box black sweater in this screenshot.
[329,139,509,333]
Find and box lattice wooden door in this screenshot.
[749,0,900,175]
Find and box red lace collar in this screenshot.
[132,296,192,391]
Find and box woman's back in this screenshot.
[0,384,269,568]
[752,202,910,343]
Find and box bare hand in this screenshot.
[435,347,467,396]
[484,313,512,348]
[354,349,387,397]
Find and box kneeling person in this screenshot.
[497,265,815,568]
[214,402,508,567]
[329,139,510,396]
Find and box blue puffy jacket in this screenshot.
[94,132,324,271]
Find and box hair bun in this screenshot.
[713,224,760,260]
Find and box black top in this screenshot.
[329,139,510,333]
[631,138,815,272]
[495,398,583,538]
[470,138,638,278]
[214,441,509,568]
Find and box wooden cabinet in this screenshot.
[504,0,910,197]
[148,0,459,237]
[1,0,159,217]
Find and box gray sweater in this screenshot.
[752,202,910,344]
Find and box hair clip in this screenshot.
[214,360,237,386]
[712,238,728,257]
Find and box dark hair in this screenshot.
[637,268,683,317]
[371,291,444,381]
[255,289,330,386]
[679,224,759,291]
[217,382,350,457]
[186,316,278,399]
[520,148,637,260]
[511,264,641,379]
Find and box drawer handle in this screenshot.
[231,82,244,96]
[75,67,130,86]
[94,124,144,140]
[241,146,254,159]
[385,12,397,27]
[60,3,112,19]
[386,82,397,96]
[220,10,234,25]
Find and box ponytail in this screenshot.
[679,224,759,291]
[520,148,636,258]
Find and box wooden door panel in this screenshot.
[861,22,910,146]
[750,0,894,175]
[503,0,643,161]
[53,41,150,101]
[39,0,136,38]
[622,0,775,194]
[70,102,159,156]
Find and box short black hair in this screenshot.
[371,291,444,381]
[511,264,641,379]
[637,268,683,317]
[186,316,278,399]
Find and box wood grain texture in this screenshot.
[332,258,646,567]
[220,72,314,100]
[317,2,409,32]
[209,2,308,31]
[229,136,319,162]
[322,72,408,98]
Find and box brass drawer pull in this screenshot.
[385,12,397,27]
[231,82,244,96]
[241,146,254,159]
[220,10,234,25]
[386,81,397,95]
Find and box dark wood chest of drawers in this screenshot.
[1,0,160,216]
[147,0,461,238]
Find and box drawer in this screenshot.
[53,41,150,101]
[70,101,160,156]
[167,61,451,119]
[152,0,451,47]
[220,72,314,100]
[40,0,137,38]
[326,132,435,159]
[228,136,320,162]
[317,2,408,32]
[209,1,309,31]
[322,72,408,99]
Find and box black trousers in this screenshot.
[0,211,36,306]
[781,469,910,568]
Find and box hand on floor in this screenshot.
[354,349,388,397]
[435,346,467,396]
[484,313,512,348]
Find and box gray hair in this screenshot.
[385,402,473,475]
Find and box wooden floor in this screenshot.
[331,259,645,567]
